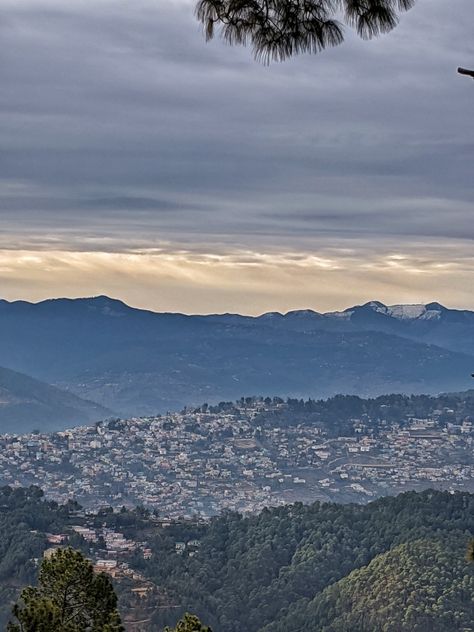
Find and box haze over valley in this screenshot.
[1,295,474,429]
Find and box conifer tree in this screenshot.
[165,612,212,632]
[196,0,416,62]
[8,548,123,632]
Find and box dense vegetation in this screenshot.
[166,613,212,632]
[1,486,474,631]
[205,391,474,437]
[8,548,123,631]
[0,487,78,626]
[266,535,474,632]
[137,490,474,631]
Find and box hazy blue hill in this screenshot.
[245,300,474,357]
[0,366,112,433]
[331,301,474,357]
[0,296,473,415]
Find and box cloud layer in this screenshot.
[1,0,473,312]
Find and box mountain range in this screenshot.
[0,296,473,428]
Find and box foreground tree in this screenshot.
[8,548,123,632]
[165,613,212,632]
[196,0,416,62]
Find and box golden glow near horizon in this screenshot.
[2,0,473,317]
[1,245,473,315]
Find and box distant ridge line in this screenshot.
[0,294,470,319]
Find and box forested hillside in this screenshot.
[1,487,474,631]
[266,536,474,632]
[137,490,474,631]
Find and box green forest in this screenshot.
[1,487,474,631]
[138,490,474,631]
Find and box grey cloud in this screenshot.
[0,0,473,257]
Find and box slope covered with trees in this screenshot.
[1,486,474,631]
[266,535,474,632]
[139,490,474,631]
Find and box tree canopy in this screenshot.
[166,613,212,632]
[7,548,123,632]
[1,487,474,630]
[196,0,416,62]
[142,490,474,631]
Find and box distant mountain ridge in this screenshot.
[223,298,474,327]
[212,299,474,357]
[0,296,473,419]
[331,299,452,319]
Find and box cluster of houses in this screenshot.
[43,521,153,581]
[1,400,474,514]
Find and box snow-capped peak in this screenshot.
[387,304,443,320]
[386,304,426,319]
[326,301,445,322]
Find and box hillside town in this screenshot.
[0,398,473,517]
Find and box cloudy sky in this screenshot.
[1,0,473,314]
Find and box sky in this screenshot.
[1,0,473,314]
